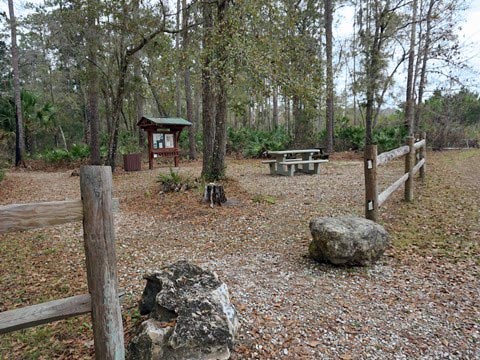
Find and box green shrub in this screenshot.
[41,144,90,164]
[373,126,407,153]
[0,168,5,182]
[328,119,407,153]
[43,148,72,163]
[335,125,365,151]
[69,143,90,159]
[179,130,203,156]
[157,168,197,193]
[227,126,292,158]
[119,132,143,155]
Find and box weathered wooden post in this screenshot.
[80,166,125,360]
[419,131,426,181]
[404,136,415,202]
[364,145,378,222]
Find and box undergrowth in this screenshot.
[385,150,480,264]
[39,144,90,164]
[252,194,277,204]
[157,168,198,193]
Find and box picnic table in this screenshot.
[263,149,329,176]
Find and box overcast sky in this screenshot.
[2,0,480,97]
[459,0,480,75]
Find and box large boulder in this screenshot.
[309,216,390,266]
[127,261,238,360]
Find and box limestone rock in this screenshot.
[128,261,238,360]
[309,216,390,266]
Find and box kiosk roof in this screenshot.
[138,117,192,127]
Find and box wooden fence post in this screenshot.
[80,166,125,360]
[419,131,426,181]
[404,136,415,202]
[364,145,378,222]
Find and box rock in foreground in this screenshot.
[127,261,238,360]
[309,216,390,266]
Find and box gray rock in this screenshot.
[309,216,390,266]
[128,261,238,360]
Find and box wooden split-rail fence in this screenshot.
[0,166,125,359]
[364,134,427,222]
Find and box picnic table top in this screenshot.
[267,149,321,155]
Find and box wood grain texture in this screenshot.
[378,173,409,207]
[419,132,426,180]
[0,199,119,235]
[0,291,125,335]
[377,145,409,167]
[414,139,426,150]
[0,200,82,234]
[0,294,91,335]
[404,137,415,202]
[80,166,125,359]
[364,145,378,222]
[413,158,426,175]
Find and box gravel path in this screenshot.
[1,151,479,359]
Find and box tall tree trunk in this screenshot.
[324,0,335,153]
[364,3,382,145]
[105,10,167,171]
[144,70,168,116]
[84,89,91,146]
[211,0,229,180]
[194,81,201,132]
[103,87,113,135]
[105,48,128,172]
[135,63,145,147]
[292,95,302,147]
[272,85,279,129]
[182,0,196,160]
[405,0,418,135]
[258,98,264,129]
[212,76,227,178]
[352,0,359,126]
[175,0,182,117]
[415,0,434,130]
[247,98,252,128]
[201,1,216,179]
[133,0,145,148]
[265,95,270,131]
[86,0,101,165]
[285,95,290,135]
[8,0,26,167]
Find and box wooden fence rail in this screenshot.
[364,133,427,222]
[0,198,119,234]
[0,166,125,359]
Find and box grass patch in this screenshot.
[385,150,480,264]
[157,168,198,193]
[0,316,93,359]
[252,194,277,204]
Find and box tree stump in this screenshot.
[203,183,227,207]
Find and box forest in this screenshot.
[1,0,480,180]
[1,1,480,359]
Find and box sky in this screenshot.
[2,0,480,99]
[459,0,480,76]
[335,0,480,97]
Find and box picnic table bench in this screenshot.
[264,149,329,176]
[278,159,328,176]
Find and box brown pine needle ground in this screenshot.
[0,150,479,359]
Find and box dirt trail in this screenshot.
[0,150,479,359]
